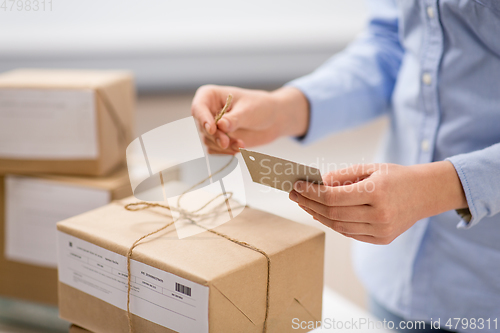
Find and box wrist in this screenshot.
[270,87,309,137]
[411,161,468,219]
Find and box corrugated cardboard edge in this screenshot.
[69,325,92,333]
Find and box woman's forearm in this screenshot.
[271,87,310,138]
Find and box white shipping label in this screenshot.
[5,175,111,267]
[57,232,209,333]
[0,89,98,159]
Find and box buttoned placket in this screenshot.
[409,0,446,320]
[418,0,443,164]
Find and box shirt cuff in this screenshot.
[446,156,481,229]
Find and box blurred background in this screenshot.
[1,1,392,332]
[1,0,367,91]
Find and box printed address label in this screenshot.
[57,231,209,333]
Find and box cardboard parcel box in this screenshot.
[0,168,133,305]
[57,196,325,333]
[0,69,135,176]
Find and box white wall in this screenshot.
[0,0,368,90]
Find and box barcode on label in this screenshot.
[175,282,192,296]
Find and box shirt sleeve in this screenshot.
[446,142,500,228]
[285,0,403,144]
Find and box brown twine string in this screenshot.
[123,95,270,333]
[214,94,233,124]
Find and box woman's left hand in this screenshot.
[289,161,468,244]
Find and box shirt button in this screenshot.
[421,140,430,152]
[427,6,435,19]
[422,73,432,85]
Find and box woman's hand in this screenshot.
[191,85,309,154]
[289,161,468,244]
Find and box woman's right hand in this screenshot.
[191,85,310,155]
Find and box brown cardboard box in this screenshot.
[0,168,134,305]
[0,69,135,176]
[70,325,92,333]
[57,196,325,333]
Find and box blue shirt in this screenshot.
[287,1,500,331]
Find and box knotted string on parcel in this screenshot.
[123,94,271,333]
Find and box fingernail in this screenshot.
[216,138,222,148]
[204,123,211,133]
[294,181,303,192]
[290,191,298,202]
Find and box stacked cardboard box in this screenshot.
[0,69,137,330]
[0,69,135,176]
[0,169,133,305]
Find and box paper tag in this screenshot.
[5,175,110,267]
[0,89,98,159]
[57,232,209,333]
[239,148,323,192]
